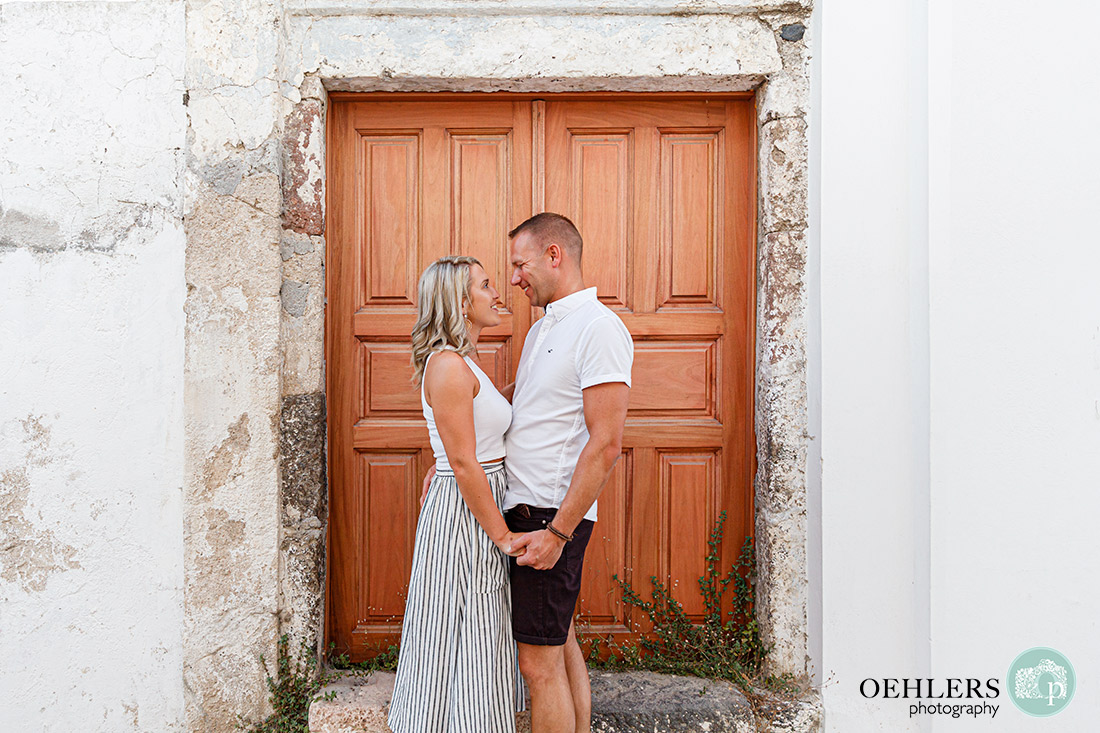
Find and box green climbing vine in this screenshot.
[584,511,795,693]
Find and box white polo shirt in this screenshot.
[503,287,633,522]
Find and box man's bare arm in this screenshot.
[513,381,629,569]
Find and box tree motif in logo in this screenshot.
[1013,659,1068,701]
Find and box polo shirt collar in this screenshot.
[543,287,597,322]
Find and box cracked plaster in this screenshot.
[0,3,183,258]
[183,0,288,726]
[1,1,189,730]
[0,417,83,593]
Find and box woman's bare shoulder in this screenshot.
[424,350,476,396]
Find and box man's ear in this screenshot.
[546,243,562,267]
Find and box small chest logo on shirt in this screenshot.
[547,348,553,353]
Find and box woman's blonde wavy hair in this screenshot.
[410,255,481,385]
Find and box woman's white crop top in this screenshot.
[422,350,512,470]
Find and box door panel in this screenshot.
[577,453,630,629]
[359,135,420,307]
[544,99,755,636]
[568,132,634,310]
[327,95,755,660]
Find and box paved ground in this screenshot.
[308,669,822,732]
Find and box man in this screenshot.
[503,213,632,733]
[420,212,632,732]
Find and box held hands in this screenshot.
[511,529,566,570]
[493,531,529,558]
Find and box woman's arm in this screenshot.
[425,352,523,555]
[421,379,511,504]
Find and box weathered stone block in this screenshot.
[780,23,807,42]
[281,235,326,395]
[758,13,812,123]
[309,674,395,733]
[186,178,282,297]
[281,279,310,317]
[760,119,809,233]
[293,14,782,90]
[758,230,807,374]
[280,526,327,650]
[753,229,808,675]
[588,670,755,732]
[280,392,327,524]
[754,509,809,677]
[756,687,824,732]
[281,228,317,261]
[301,73,327,101]
[283,99,325,235]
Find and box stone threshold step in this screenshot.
[309,669,822,733]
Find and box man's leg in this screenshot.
[563,619,591,732]
[518,642,575,733]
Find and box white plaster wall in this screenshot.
[814,0,929,727]
[813,0,1100,729]
[926,0,1100,729]
[0,2,187,731]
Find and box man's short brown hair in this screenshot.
[508,212,583,261]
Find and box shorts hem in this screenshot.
[513,631,569,646]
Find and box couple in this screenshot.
[387,213,633,733]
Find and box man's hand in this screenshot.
[420,465,437,508]
[511,529,566,570]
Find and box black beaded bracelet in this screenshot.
[543,519,574,542]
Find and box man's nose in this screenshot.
[510,270,521,286]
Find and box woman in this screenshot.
[387,255,527,733]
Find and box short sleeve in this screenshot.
[575,315,634,389]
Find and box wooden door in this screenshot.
[326,95,755,660]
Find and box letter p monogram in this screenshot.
[1047,682,1065,706]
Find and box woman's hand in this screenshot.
[493,531,527,558]
[420,465,437,507]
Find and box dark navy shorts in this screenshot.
[504,504,595,646]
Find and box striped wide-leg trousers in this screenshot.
[387,460,525,733]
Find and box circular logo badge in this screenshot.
[1007,647,1075,717]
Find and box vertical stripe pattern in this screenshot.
[387,461,526,733]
